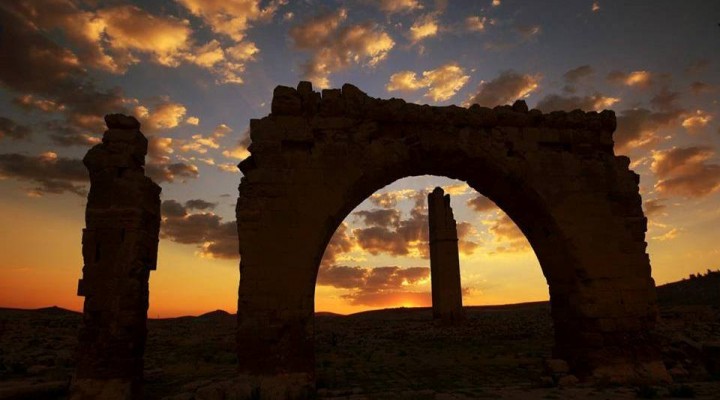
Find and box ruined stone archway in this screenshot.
[235,82,667,394]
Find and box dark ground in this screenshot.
[1,294,719,399]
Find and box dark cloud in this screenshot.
[651,146,720,197]
[643,199,666,217]
[686,59,710,75]
[317,265,431,306]
[690,81,714,95]
[563,65,594,84]
[321,222,354,266]
[0,4,84,95]
[457,221,481,254]
[514,24,541,40]
[650,88,681,112]
[353,190,478,258]
[317,265,367,289]
[161,199,187,218]
[0,4,128,146]
[489,214,530,253]
[145,162,199,183]
[353,209,401,228]
[0,117,32,140]
[160,199,238,259]
[466,70,540,107]
[466,195,498,213]
[535,93,619,113]
[615,108,684,153]
[0,152,87,196]
[185,199,217,210]
[354,226,416,256]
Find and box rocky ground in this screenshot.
[1,302,719,399]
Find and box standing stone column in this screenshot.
[428,187,465,324]
[71,114,161,400]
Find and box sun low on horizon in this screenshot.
[0,0,719,318]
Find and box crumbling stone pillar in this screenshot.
[71,114,161,400]
[428,187,465,324]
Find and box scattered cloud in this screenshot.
[651,146,720,197]
[514,24,541,40]
[466,195,498,213]
[13,95,65,113]
[563,65,594,84]
[409,13,440,43]
[179,123,233,154]
[353,191,478,259]
[487,214,530,254]
[652,227,679,241]
[386,63,470,101]
[650,88,681,112]
[222,128,251,160]
[643,198,666,217]
[185,199,217,210]
[0,117,32,141]
[290,9,394,87]
[592,1,600,12]
[148,137,175,164]
[690,81,714,95]
[134,99,187,132]
[368,189,418,208]
[160,199,238,259]
[146,162,199,183]
[318,265,428,291]
[492,0,501,7]
[185,116,200,125]
[681,110,713,132]
[535,93,620,112]
[373,0,423,14]
[465,16,488,32]
[96,4,192,68]
[615,108,684,152]
[175,0,284,42]
[0,152,87,196]
[607,70,653,88]
[322,222,355,266]
[318,264,430,307]
[466,70,540,107]
[354,209,402,228]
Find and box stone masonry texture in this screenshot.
[69,82,670,399]
[234,82,669,397]
[72,114,161,400]
[428,187,465,324]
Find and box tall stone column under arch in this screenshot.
[235,81,669,397]
[428,187,465,324]
[71,115,161,400]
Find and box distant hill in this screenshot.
[656,270,720,306]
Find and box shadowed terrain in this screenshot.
[2,277,720,399]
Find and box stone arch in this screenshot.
[235,82,668,395]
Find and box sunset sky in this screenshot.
[0,0,718,317]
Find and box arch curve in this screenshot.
[235,82,667,395]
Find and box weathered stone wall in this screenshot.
[236,81,667,397]
[72,115,161,400]
[428,187,465,324]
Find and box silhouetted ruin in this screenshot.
[72,115,161,400]
[75,82,669,399]
[428,187,465,324]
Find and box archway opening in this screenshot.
[313,175,553,393]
